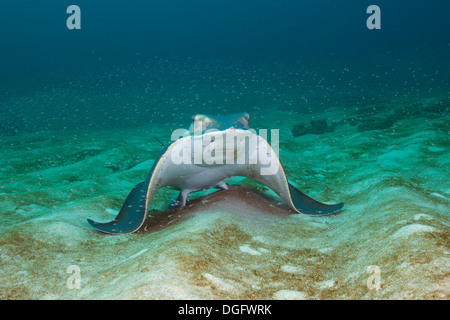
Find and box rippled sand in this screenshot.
[0,94,448,299]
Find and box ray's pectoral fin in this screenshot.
[87,141,174,234]
[288,182,343,216]
[240,134,344,217]
[87,181,149,234]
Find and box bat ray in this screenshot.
[88,112,344,234]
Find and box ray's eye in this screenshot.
[210,136,215,142]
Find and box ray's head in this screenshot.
[189,112,250,135]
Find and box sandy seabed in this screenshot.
[0,93,449,300]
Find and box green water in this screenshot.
[1,56,449,299]
[0,1,449,300]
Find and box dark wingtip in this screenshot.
[302,202,344,216]
[288,183,344,216]
[86,218,106,228]
[86,218,99,229]
[86,218,123,234]
[87,181,150,235]
[322,202,344,216]
[332,202,344,212]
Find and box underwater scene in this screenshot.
[0,1,449,300]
